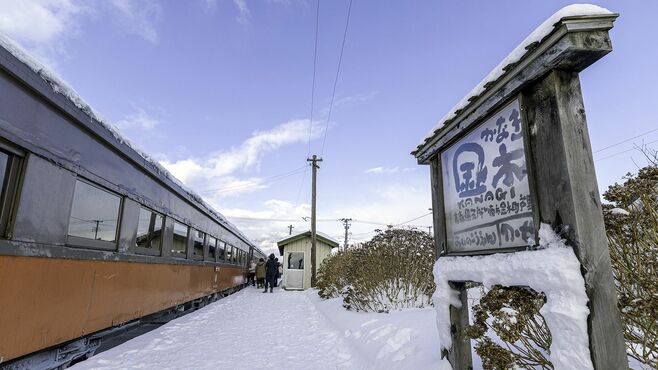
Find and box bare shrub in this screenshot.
[317,228,435,312]
[466,285,552,369]
[316,249,353,299]
[603,164,658,368]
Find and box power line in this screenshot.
[307,0,321,156]
[593,127,658,154]
[594,138,658,162]
[320,0,354,157]
[230,216,306,223]
[297,0,321,208]
[198,166,307,195]
[294,166,309,205]
[225,215,427,226]
[392,212,433,227]
[349,212,433,238]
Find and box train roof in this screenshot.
[0,33,263,256]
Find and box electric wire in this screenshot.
[307,0,321,156]
[320,0,354,157]
[594,138,658,162]
[593,127,658,154]
[198,166,307,194]
[296,0,321,207]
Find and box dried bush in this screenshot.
[317,228,435,312]
[466,285,552,369]
[603,164,658,368]
[316,249,353,299]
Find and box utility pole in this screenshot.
[287,225,295,235]
[307,154,322,287]
[427,225,432,235]
[339,218,352,251]
[92,220,102,240]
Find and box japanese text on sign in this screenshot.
[441,99,534,253]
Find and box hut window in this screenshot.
[172,221,188,257]
[136,207,163,254]
[207,236,217,261]
[288,252,304,270]
[193,229,205,259]
[68,180,121,244]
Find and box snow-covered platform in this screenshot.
[71,287,443,370]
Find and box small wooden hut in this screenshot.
[277,230,338,290]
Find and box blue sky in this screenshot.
[1,0,657,254]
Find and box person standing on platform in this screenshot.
[263,253,277,293]
[273,257,279,287]
[255,258,266,288]
[248,260,256,286]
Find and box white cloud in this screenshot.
[200,176,268,198]
[109,0,162,44]
[233,0,251,25]
[0,0,83,44]
[221,199,312,255]
[115,106,160,131]
[332,91,378,109]
[161,119,323,185]
[202,0,218,12]
[328,183,432,243]
[0,0,163,68]
[365,166,415,175]
[0,0,86,66]
[219,180,432,254]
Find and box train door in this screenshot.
[284,251,304,290]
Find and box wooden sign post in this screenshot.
[413,9,627,370]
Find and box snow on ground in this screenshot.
[433,224,592,370]
[72,287,449,370]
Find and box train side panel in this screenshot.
[0,255,245,362]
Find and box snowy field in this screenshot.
[71,287,444,370]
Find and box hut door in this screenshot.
[285,251,304,290]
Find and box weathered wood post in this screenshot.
[413,8,627,370]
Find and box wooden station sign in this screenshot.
[441,99,533,254]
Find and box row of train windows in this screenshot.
[67,178,249,265]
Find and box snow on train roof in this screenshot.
[413,4,613,154]
[0,33,258,251]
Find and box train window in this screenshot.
[217,240,226,261]
[136,207,163,255]
[226,244,233,264]
[67,180,121,247]
[172,221,189,257]
[193,229,205,260]
[0,144,24,238]
[207,236,217,261]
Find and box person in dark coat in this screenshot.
[273,257,279,287]
[264,253,278,293]
[255,258,266,288]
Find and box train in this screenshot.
[0,36,265,369]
